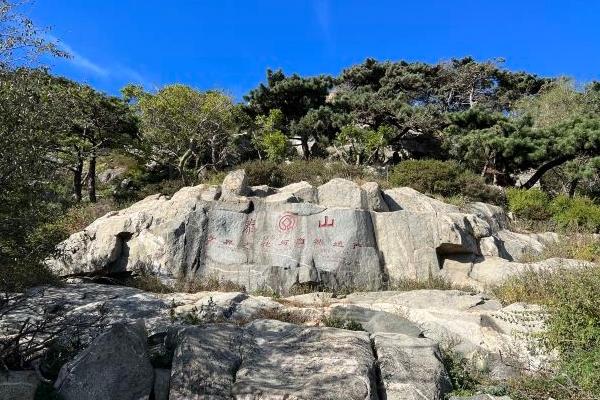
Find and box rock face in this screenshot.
[373,333,452,400]
[0,371,39,400]
[47,170,567,293]
[0,283,553,399]
[170,320,379,399]
[54,322,154,400]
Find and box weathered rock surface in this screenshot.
[317,178,368,209]
[47,170,572,293]
[373,333,452,400]
[54,322,154,400]
[170,320,379,399]
[0,371,39,400]
[442,255,594,290]
[221,169,249,198]
[0,283,557,398]
[236,320,378,399]
[362,181,389,212]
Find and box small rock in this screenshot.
[317,178,368,209]
[361,181,389,212]
[221,169,249,198]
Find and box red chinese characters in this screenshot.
[318,216,335,228]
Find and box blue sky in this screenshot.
[27,0,600,100]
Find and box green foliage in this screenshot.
[506,188,551,220]
[127,84,238,180]
[254,112,288,161]
[321,316,364,331]
[388,160,504,204]
[220,159,378,188]
[389,160,462,196]
[550,195,600,232]
[336,124,394,165]
[508,374,596,400]
[493,264,600,397]
[441,348,480,396]
[260,130,288,161]
[507,189,600,232]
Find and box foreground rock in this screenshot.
[0,371,39,400]
[54,322,154,400]
[373,333,451,400]
[0,282,553,397]
[171,320,379,399]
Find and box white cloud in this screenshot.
[49,35,109,77]
[46,34,156,89]
[313,0,333,47]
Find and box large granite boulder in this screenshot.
[46,185,217,280]
[383,187,459,213]
[46,170,569,293]
[442,255,593,290]
[372,211,481,280]
[54,322,154,400]
[170,320,379,399]
[0,283,556,393]
[221,169,249,198]
[373,333,452,400]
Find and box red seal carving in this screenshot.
[278,213,297,232]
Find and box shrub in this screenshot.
[321,316,364,331]
[518,234,600,264]
[506,188,551,220]
[235,160,284,187]
[441,348,480,396]
[388,160,504,204]
[218,159,381,188]
[174,275,246,293]
[550,195,600,233]
[493,264,600,397]
[389,160,463,197]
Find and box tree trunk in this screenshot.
[300,138,310,160]
[568,178,579,198]
[178,148,193,183]
[521,155,575,189]
[73,158,84,202]
[87,154,97,203]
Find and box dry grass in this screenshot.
[252,307,311,325]
[519,234,600,264]
[385,275,478,293]
[173,275,246,293]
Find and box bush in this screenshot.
[216,160,380,188]
[550,195,600,233]
[507,189,600,233]
[321,316,364,331]
[493,264,600,397]
[389,160,462,196]
[388,160,504,204]
[506,188,551,220]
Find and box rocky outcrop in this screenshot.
[0,283,555,399]
[47,170,567,293]
[54,322,154,400]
